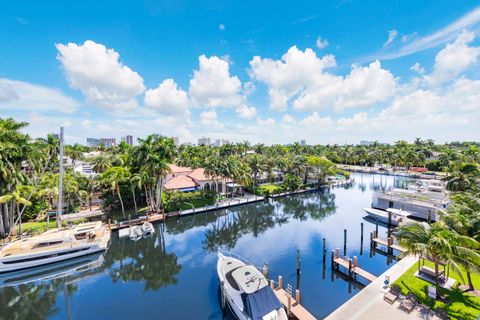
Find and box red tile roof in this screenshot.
[164,175,198,190]
[168,164,193,174]
[188,168,212,182]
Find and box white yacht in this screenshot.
[0,222,110,273]
[217,252,288,320]
[0,127,111,274]
[362,207,411,226]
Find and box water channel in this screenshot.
[0,173,414,320]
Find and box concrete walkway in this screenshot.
[325,255,420,320]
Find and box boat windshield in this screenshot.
[241,286,282,320]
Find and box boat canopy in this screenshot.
[231,265,268,294]
[241,286,282,320]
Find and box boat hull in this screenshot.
[363,208,399,226]
[0,244,107,274]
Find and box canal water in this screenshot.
[0,173,414,320]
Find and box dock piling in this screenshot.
[296,249,301,275]
[375,218,379,235]
[322,238,326,260]
[278,275,283,289]
[343,229,347,256]
[295,289,301,304]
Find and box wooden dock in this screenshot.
[270,276,317,320]
[109,213,165,231]
[371,237,406,253]
[333,256,377,282]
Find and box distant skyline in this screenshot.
[1,1,480,145]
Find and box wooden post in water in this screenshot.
[322,238,326,260]
[278,275,283,289]
[343,229,347,256]
[375,218,379,235]
[331,249,335,267]
[353,256,358,268]
[295,289,301,304]
[296,249,301,275]
[388,210,392,226]
[360,223,364,255]
[270,279,275,290]
[287,295,292,316]
[348,258,352,276]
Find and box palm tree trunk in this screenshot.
[117,186,126,219]
[131,187,138,213]
[467,271,474,291]
[17,203,21,237]
[0,204,4,238]
[159,176,164,211]
[156,176,161,212]
[434,262,441,298]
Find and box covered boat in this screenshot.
[217,252,288,320]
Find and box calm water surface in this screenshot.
[0,173,414,320]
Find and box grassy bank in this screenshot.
[393,260,480,319]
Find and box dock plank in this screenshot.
[372,238,406,252]
[333,257,377,282]
[274,288,316,320]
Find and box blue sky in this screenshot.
[1,0,480,145]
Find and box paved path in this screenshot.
[325,255,420,320]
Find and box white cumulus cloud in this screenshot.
[425,30,480,85]
[249,46,336,111]
[189,55,243,108]
[56,40,145,111]
[144,79,190,116]
[235,105,257,119]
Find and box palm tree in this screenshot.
[90,155,112,173]
[0,187,32,236]
[395,222,480,297]
[445,162,479,191]
[136,135,177,212]
[66,143,84,166]
[442,192,480,290]
[101,167,130,219]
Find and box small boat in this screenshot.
[129,225,143,240]
[217,252,288,320]
[141,222,154,235]
[362,208,409,226]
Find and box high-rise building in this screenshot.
[300,139,306,146]
[100,138,116,148]
[126,135,133,145]
[171,136,179,145]
[198,137,211,146]
[214,139,229,147]
[86,138,100,147]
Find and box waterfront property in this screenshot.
[0,173,409,319]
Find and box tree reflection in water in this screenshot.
[202,191,336,252]
[104,226,181,291]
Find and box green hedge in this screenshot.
[164,190,215,212]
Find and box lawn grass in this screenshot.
[394,260,480,319]
[256,184,282,195]
[20,221,58,234]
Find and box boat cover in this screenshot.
[242,286,282,320]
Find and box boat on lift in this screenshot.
[217,252,288,320]
[0,127,111,274]
[362,207,411,226]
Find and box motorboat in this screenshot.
[141,222,154,235]
[362,207,410,226]
[0,222,110,274]
[129,225,143,240]
[217,252,288,320]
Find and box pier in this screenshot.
[271,276,316,320]
[331,249,377,282]
[370,231,406,255]
[109,213,165,231]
